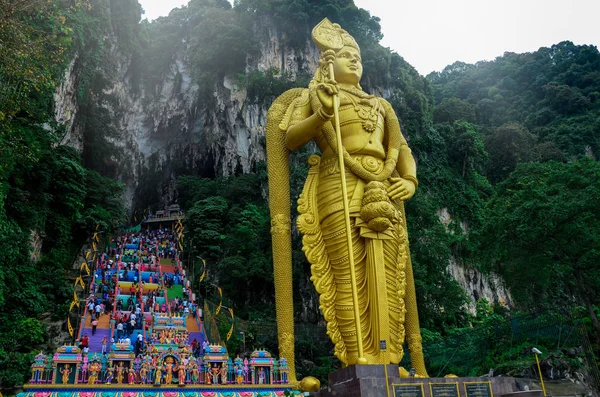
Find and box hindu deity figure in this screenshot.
[116,362,125,384]
[266,18,427,378]
[190,362,199,384]
[205,367,211,385]
[105,366,114,384]
[177,363,186,385]
[60,364,72,384]
[87,362,100,384]
[235,364,243,385]
[258,367,266,384]
[140,364,148,384]
[164,357,175,384]
[128,367,136,384]
[210,365,220,385]
[220,364,228,384]
[154,364,163,385]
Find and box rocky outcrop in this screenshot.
[438,208,513,311]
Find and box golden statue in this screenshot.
[60,364,72,384]
[266,18,428,379]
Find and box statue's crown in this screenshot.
[312,18,360,53]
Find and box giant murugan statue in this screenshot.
[267,18,428,382]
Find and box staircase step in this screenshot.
[186,316,200,332]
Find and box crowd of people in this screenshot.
[76,226,203,360]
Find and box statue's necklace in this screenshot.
[340,88,380,133]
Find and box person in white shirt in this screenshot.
[116,322,124,339]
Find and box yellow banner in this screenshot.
[75,276,85,289]
[69,301,76,312]
[80,262,90,275]
[73,291,79,306]
[92,241,97,251]
[226,323,234,341]
[93,232,99,242]
[85,251,90,260]
[95,224,99,231]
[215,287,223,315]
[68,317,74,336]
[178,241,183,250]
[226,308,235,340]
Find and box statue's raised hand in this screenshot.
[316,79,338,114]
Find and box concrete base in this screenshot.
[311,365,532,397]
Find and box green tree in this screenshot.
[481,159,600,330]
[484,123,536,183]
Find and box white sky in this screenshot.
[138,0,600,75]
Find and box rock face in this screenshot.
[54,24,318,207]
[438,208,513,312]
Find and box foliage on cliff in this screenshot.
[428,42,600,326]
[0,0,125,390]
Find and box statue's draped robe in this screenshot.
[294,90,410,366]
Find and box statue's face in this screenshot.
[333,46,362,86]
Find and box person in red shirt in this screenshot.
[80,334,89,349]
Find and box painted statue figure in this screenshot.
[154,364,163,385]
[116,362,125,384]
[87,362,100,384]
[210,365,220,385]
[60,364,72,384]
[190,362,199,384]
[164,358,175,384]
[235,364,243,385]
[266,18,428,378]
[140,364,148,384]
[105,366,114,384]
[177,363,186,385]
[128,367,136,384]
[205,367,211,385]
[258,367,266,384]
[220,364,227,384]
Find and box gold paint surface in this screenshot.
[266,18,428,377]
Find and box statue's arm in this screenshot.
[381,99,418,200]
[285,99,329,151]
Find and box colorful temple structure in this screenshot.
[21,221,298,397]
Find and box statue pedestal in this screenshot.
[310,365,532,397]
